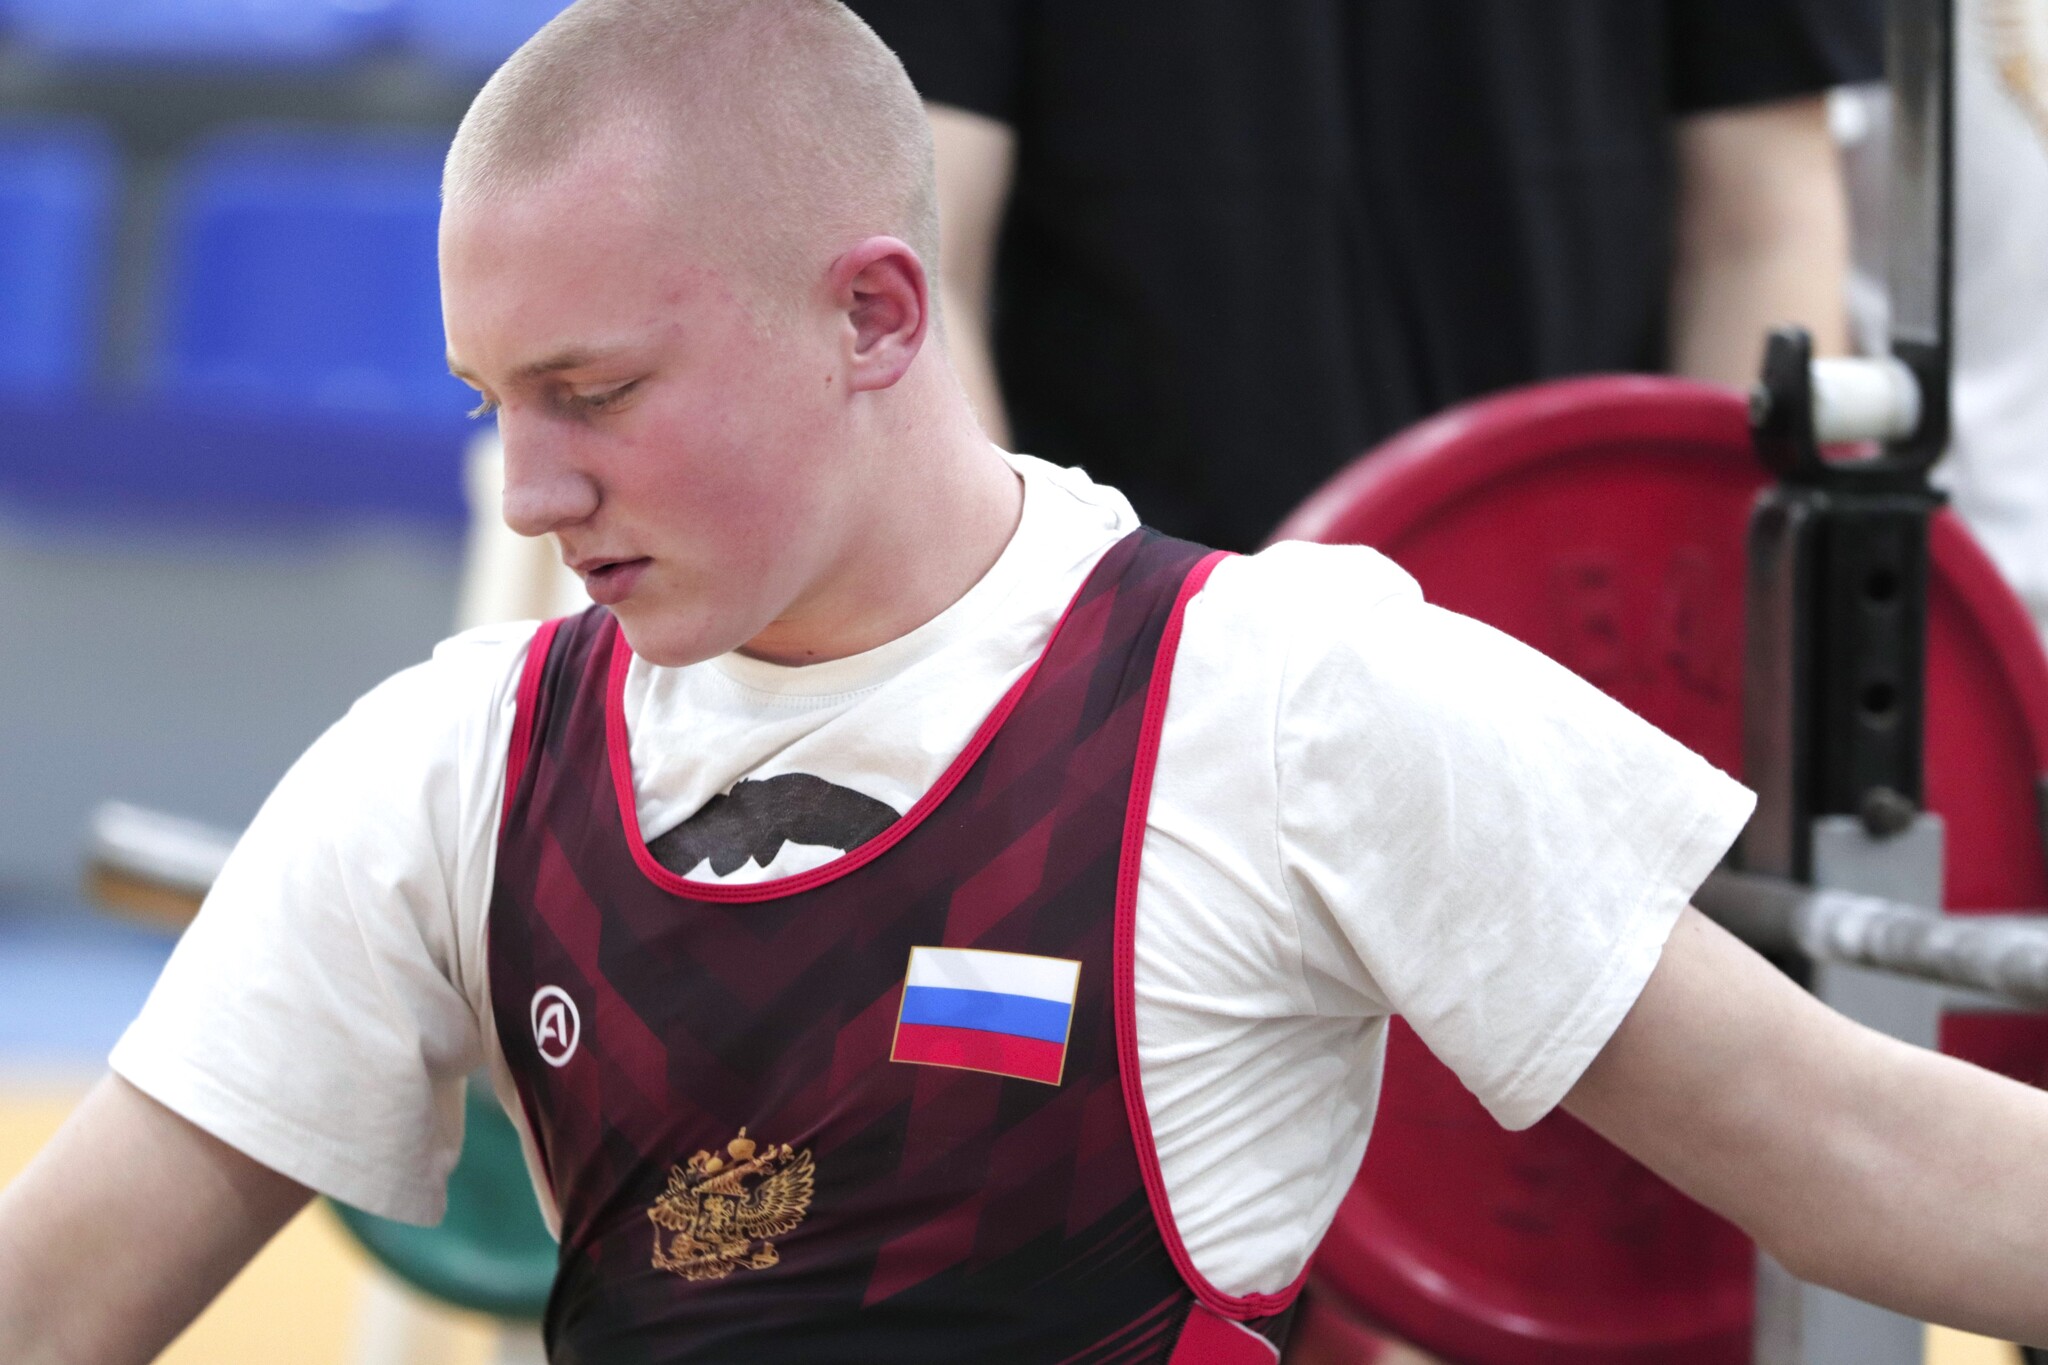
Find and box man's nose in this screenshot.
[499,421,600,538]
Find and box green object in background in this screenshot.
[329,1082,556,1321]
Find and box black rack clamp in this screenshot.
[1743,325,1946,882]
[1741,0,1955,890]
[1736,1,1958,1360]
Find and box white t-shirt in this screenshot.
[110,453,1752,1299]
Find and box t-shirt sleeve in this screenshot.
[1668,0,1884,114]
[107,622,537,1225]
[1263,544,1755,1131]
[843,0,1028,123]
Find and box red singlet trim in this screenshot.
[601,543,1117,904]
[501,617,566,828]
[494,613,569,1213]
[1112,550,1310,1321]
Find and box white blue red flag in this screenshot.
[890,946,1081,1085]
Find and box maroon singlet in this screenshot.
[487,529,1303,1363]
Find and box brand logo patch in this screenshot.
[530,985,581,1067]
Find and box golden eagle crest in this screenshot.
[648,1128,815,1281]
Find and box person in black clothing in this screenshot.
[849,1,1882,549]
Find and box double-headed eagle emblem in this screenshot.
[648,1128,815,1281]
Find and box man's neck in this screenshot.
[738,396,1025,668]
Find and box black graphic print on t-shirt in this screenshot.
[646,773,899,878]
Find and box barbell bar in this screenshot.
[1697,867,2048,1010]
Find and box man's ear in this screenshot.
[829,236,930,393]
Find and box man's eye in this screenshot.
[576,381,639,411]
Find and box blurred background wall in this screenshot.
[0,0,573,895]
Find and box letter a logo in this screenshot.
[531,985,581,1067]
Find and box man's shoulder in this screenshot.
[1172,539,1615,745]
[327,619,545,772]
[398,618,544,709]
[430,617,551,665]
[1162,539,1429,733]
[1185,539,1423,643]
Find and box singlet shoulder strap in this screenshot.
[501,615,569,827]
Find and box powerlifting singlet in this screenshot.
[487,529,1302,1363]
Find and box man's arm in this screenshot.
[928,101,1016,446]
[0,1074,311,1365]
[1668,94,1853,387]
[1567,906,2048,1343]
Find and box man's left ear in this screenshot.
[831,236,929,393]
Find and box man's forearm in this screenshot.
[1668,228,1851,387]
[1569,910,2048,1345]
[1668,95,1852,387]
[0,1075,311,1364]
[926,102,1017,447]
[1764,1027,2048,1344]
[940,282,1012,447]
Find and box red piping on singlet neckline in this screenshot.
[1112,550,1310,1323]
[600,547,1112,904]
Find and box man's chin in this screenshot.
[609,607,750,669]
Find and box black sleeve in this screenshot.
[1668,0,1884,114]
[843,0,1029,125]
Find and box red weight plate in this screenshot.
[1287,1285,1396,1365]
[1270,376,2048,1365]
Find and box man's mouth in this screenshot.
[575,557,652,605]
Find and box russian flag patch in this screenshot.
[890,947,1082,1086]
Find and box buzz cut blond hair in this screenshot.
[443,0,940,301]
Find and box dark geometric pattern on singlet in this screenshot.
[487,529,1297,1363]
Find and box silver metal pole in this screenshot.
[1698,867,2048,1009]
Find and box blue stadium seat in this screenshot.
[401,0,565,72]
[0,121,117,395]
[154,126,472,422]
[5,0,390,66]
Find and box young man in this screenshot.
[2,2,2045,1361]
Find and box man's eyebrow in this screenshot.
[446,346,632,383]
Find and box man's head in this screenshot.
[440,0,959,667]
[443,0,938,301]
